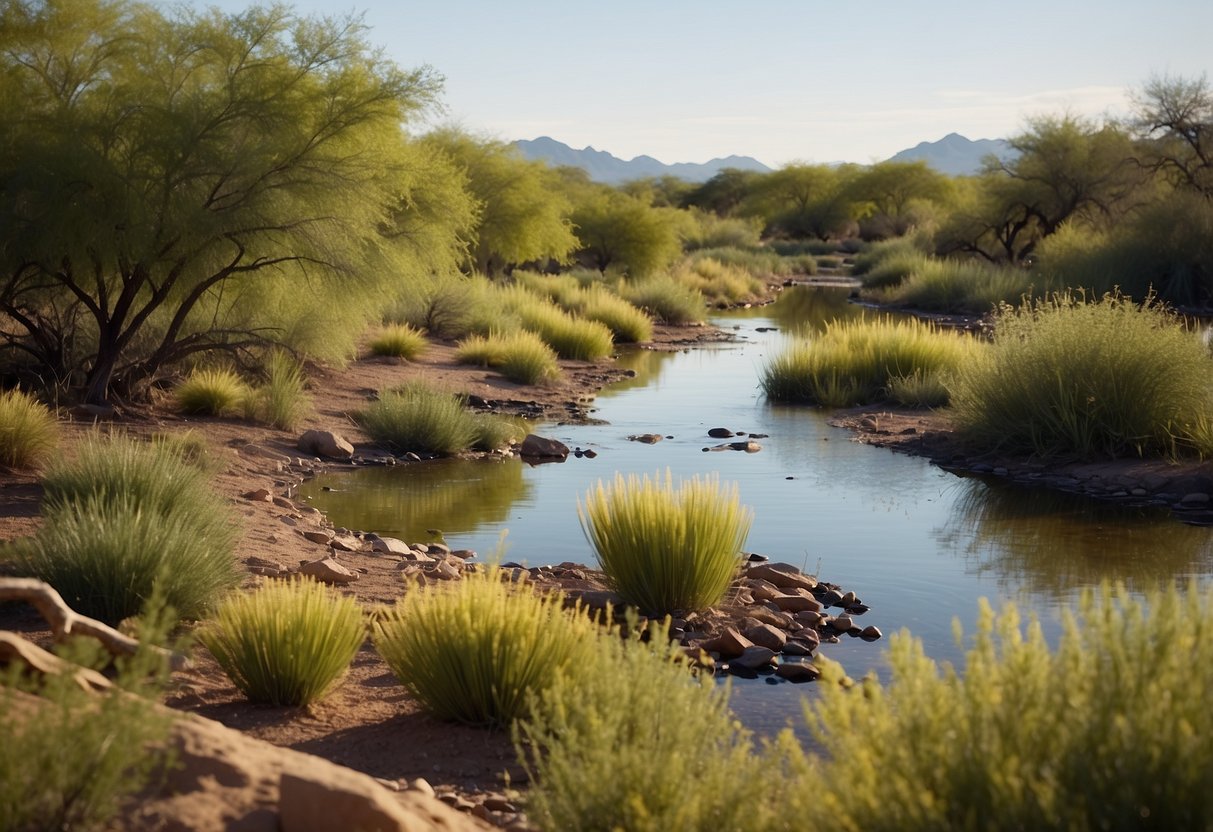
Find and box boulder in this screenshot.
[707,427,734,438]
[730,645,777,670]
[627,434,663,444]
[370,536,412,555]
[297,430,355,461]
[775,659,821,683]
[747,562,818,592]
[519,434,569,460]
[769,593,821,613]
[298,558,358,585]
[743,623,787,652]
[703,627,752,659]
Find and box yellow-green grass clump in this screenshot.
[621,276,706,325]
[0,387,58,470]
[200,579,365,707]
[243,350,312,430]
[674,256,765,305]
[873,257,1037,314]
[950,292,1213,458]
[787,583,1213,830]
[761,317,977,407]
[579,471,751,616]
[455,330,561,385]
[513,302,614,361]
[173,367,249,416]
[518,617,771,832]
[368,323,428,360]
[357,383,474,455]
[374,567,598,728]
[574,284,653,343]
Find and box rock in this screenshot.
[329,535,362,553]
[627,433,663,444]
[707,427,734,438]
[728,440,762,453]
[408,779,436,798]
[769,593,821,613]
[298,558,358,585]
[567,589,625,611]
[519,434,569,460]
[272,496,296,509]
[860,625,883,641]
[820,588,845,607]
[297,430,354,461]
[730,645,777,670]
[743,623,787,651]
[703,627,753,659]
[831,614,856,633]
[426,542,452,556]
[1180,492,1211,507]
[370,536,412,555]
[242,488,272,502]
[776,659,821,683]
[428,561,461,581]
[301,530,333,545]
[747,562,817,592]
[781,640,814,656]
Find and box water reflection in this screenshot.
[302,458,530,543]
[939,478,1213,598]
[729,285,866,335]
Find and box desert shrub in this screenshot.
[887,369,952,408]
[621,276,706,325]
[470,413,525,452]
[949,292,1213,458]
[674,257,765,305]
[579,471,751,616]
[200,579,365,706]
[173,367,248,416]
[149,429,215,471]
[689,246,816,277]
[876,257,1036,313]
[456,330,561,385]
[0,388,58,470]
[761,318,977,407]
[252,350,311,430]
[0,633,174,832]
[511,271,582,306]
[368,323,427,360]
[785,583,1213,830]
[769,239,838,257]
[816,255,843,268]
[518,617,773,832]
[356,383,480,455]
[392,273,503,339]
[682,211,763,250]
[374,567,599,728]
[513,302,614,361]
[573,284,653,343]
[17,492,240,625]
[857,248,931,290]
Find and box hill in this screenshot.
[512,136,771,184]
[886,132,1015,176]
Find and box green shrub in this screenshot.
[470,413,525,452]
[455,331,561,385]
[786,583,1213,830]
[674,257,765,305]
[518,617,772,832]
[688,246,816,277]
[621,276,706,325]
[0,634,174,831]
[682,211,763,250]
[858,249,930,289]
[574,285,653,343]
[200,579,365,706]
[173,367,248,416]
[150,429,215,472]
[356,383,479,455]
[369,323,428,360]
[876,257,1035,313]
[579,471,751,616]
[761,318,977,407]
[254,350,311,430]
[513,302,615,361]
[949,292,1213,458]
[0,388,58,470]
[887,369,952,408]
[374,567,598,728]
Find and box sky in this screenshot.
[195,0,1212,167]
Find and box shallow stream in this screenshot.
[299,287,1213,733]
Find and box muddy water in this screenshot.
[299,287,1213,734]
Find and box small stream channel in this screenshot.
[299,286,1213,734]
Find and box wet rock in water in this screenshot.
[781,640,814,657]
[519,434,570,460]
[1180,492,1211,507]
[747,562,817,592]
[731,645,778,671]
[770,592,821,613]
[627,433,663,444]
[703,627,753,659]
[743,623,787,651]
[776,659,821,683]
[819,588,845,607]
[841,590,858,606]
[297,429,355,461]
[860,625,883,641]
[298,558,359,585]
[831,613,856,633]
[745,551,769,563]
[582,449,598,458]
[707,427,735,438]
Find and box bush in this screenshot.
[574,284,653,343]
[875,257,1035,313]
[761,318,977,407]
[173,367,248,416]
[688,246,816,278]
[26,433,239,624]
[621,276,705,325]
[356,383,479,455]
[368,323,427,360]
[200,579,365,706]
[513,302,614,361]
[251,350,311,430]
[857,249,930,290]
[786,583,1213,830]
[949,292,1213,458]
[374,567,598,728]
[682,211,763,250]
[579,471,751,616]
[455,331,561,385]
[518,617,772,832]
[674,257,765,306]
[0,388,57,470]
[470,413,525,452]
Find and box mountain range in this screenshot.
[512,133,1014,183]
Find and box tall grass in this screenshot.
[785,583,1213,830]
[573,284,653,343]
[950,293,1213,458]
[0,388,58,470]
[673,257,765,306]
[512,302,615,361]
[455,330,561,385]
[200,579,365,707]
[761,318,977,407]
[368,323,427,360]
[875,257,1036,313]
[258,350,310,430]
[687,246,817,278]
[374,567,599,728]
[621,276,706,325]
[173,367,248,416]
[518,617,771,832]
[357,383,477,455]
[579,471,751,616]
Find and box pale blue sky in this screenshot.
[194,0,1211,166]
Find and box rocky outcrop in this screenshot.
[519,434,569,460]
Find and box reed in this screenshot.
[368,323,428,360]
[0,388,58,470]
[374,567,598,728]
[579,471,751,615]
[200,579,365,706]
[173,367,248,416]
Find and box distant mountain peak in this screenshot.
[887,133,1015,176]
[513,137,771,184]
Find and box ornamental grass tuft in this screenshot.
[200,579,365,706]
[173,367,248,416]
[0,387,58,470]
[369,323,428,360]
[374,567,598,728]
[357,382,478,455]
[949,292,1213,458]
[455,330,561,385]
[621,276,706,325]
[579,471,751,616]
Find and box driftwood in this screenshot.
[0,578,188,670]
[0,631,112,691]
